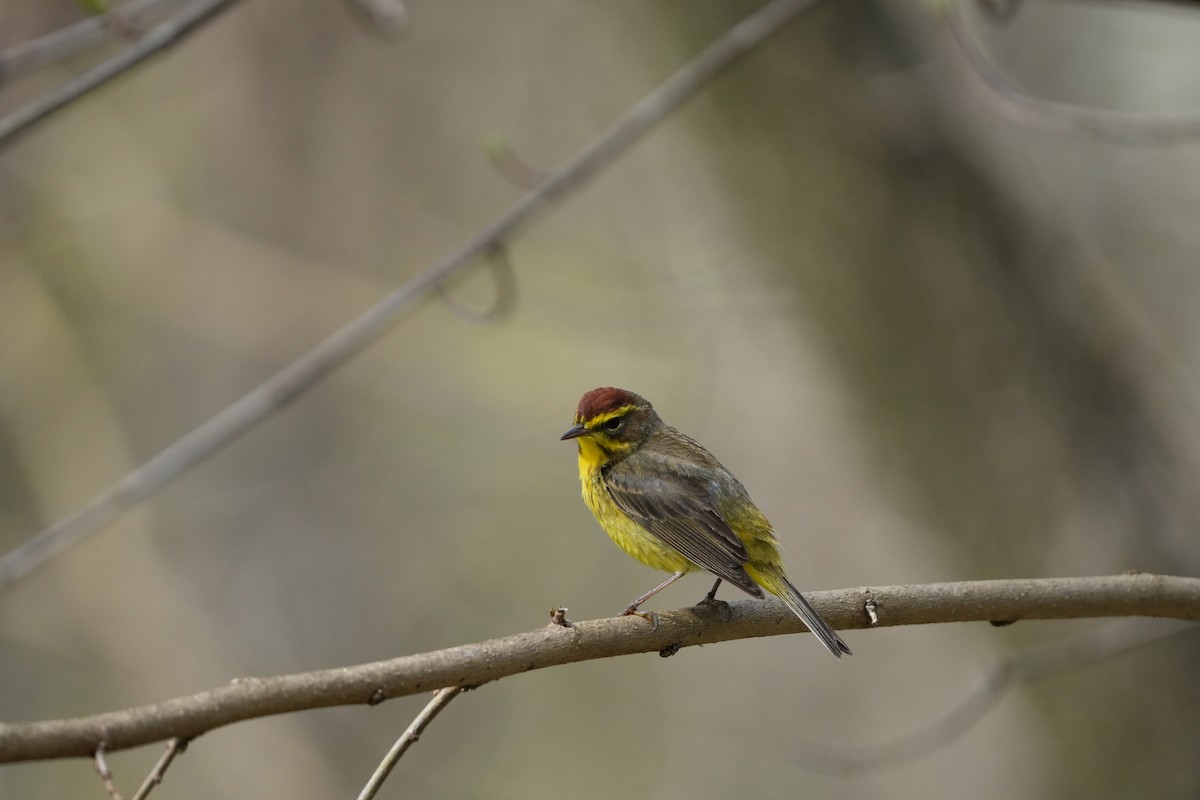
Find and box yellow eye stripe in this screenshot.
[581,404,637,430]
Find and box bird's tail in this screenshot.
[751,568,851,659]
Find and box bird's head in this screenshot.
[560,387,661,461]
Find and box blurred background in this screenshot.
[1,0,1199,797]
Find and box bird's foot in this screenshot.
[695,578,730,618]
[695,596,732,621]
[618,606,660,631]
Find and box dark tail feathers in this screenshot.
[776,575,852,659]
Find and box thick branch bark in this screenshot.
[1,574,1196,763]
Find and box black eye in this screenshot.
[602,416,623,431]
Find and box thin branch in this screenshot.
[0,0,190,81]
[945,4,1200,144]
[791,620,1191,775]
[0,574,1196,763]
[485,137,549,189]
[0,0,824,592]
[93,744,124,800]
[0,0,245,149]
[129,738,187,800]
[356,688,465,800]
[435,245,517,323]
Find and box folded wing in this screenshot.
[602,461,763,598]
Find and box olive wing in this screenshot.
[602,461,763,598]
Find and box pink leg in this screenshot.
[620,571,687,627]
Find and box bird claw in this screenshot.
[695,596,732,621]
[618,607,660,631]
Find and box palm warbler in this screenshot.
[561,387,850,659]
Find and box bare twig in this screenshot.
[436,245,517,322]
[791,620,1192,775]
[945,4,1200,144]
[0,0,189,81]
[129,737,187,800]
[93,744,124,800]
[0,574,1196,763]
[0,0,245,149]
[485,136,549,189]
[0,0,824,592]
[356,688,465,800]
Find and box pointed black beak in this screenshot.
[560,424,589,441]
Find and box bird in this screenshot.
[561,387,850,659]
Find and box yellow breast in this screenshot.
[577,449,695,575]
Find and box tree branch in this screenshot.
[0,574,1195,764]
[944,3,1200,144]
[0,0,246,149]
[790,619,1189,775]
[0,0,190,82]
[355,687,464,800]
[130,738,187,800]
